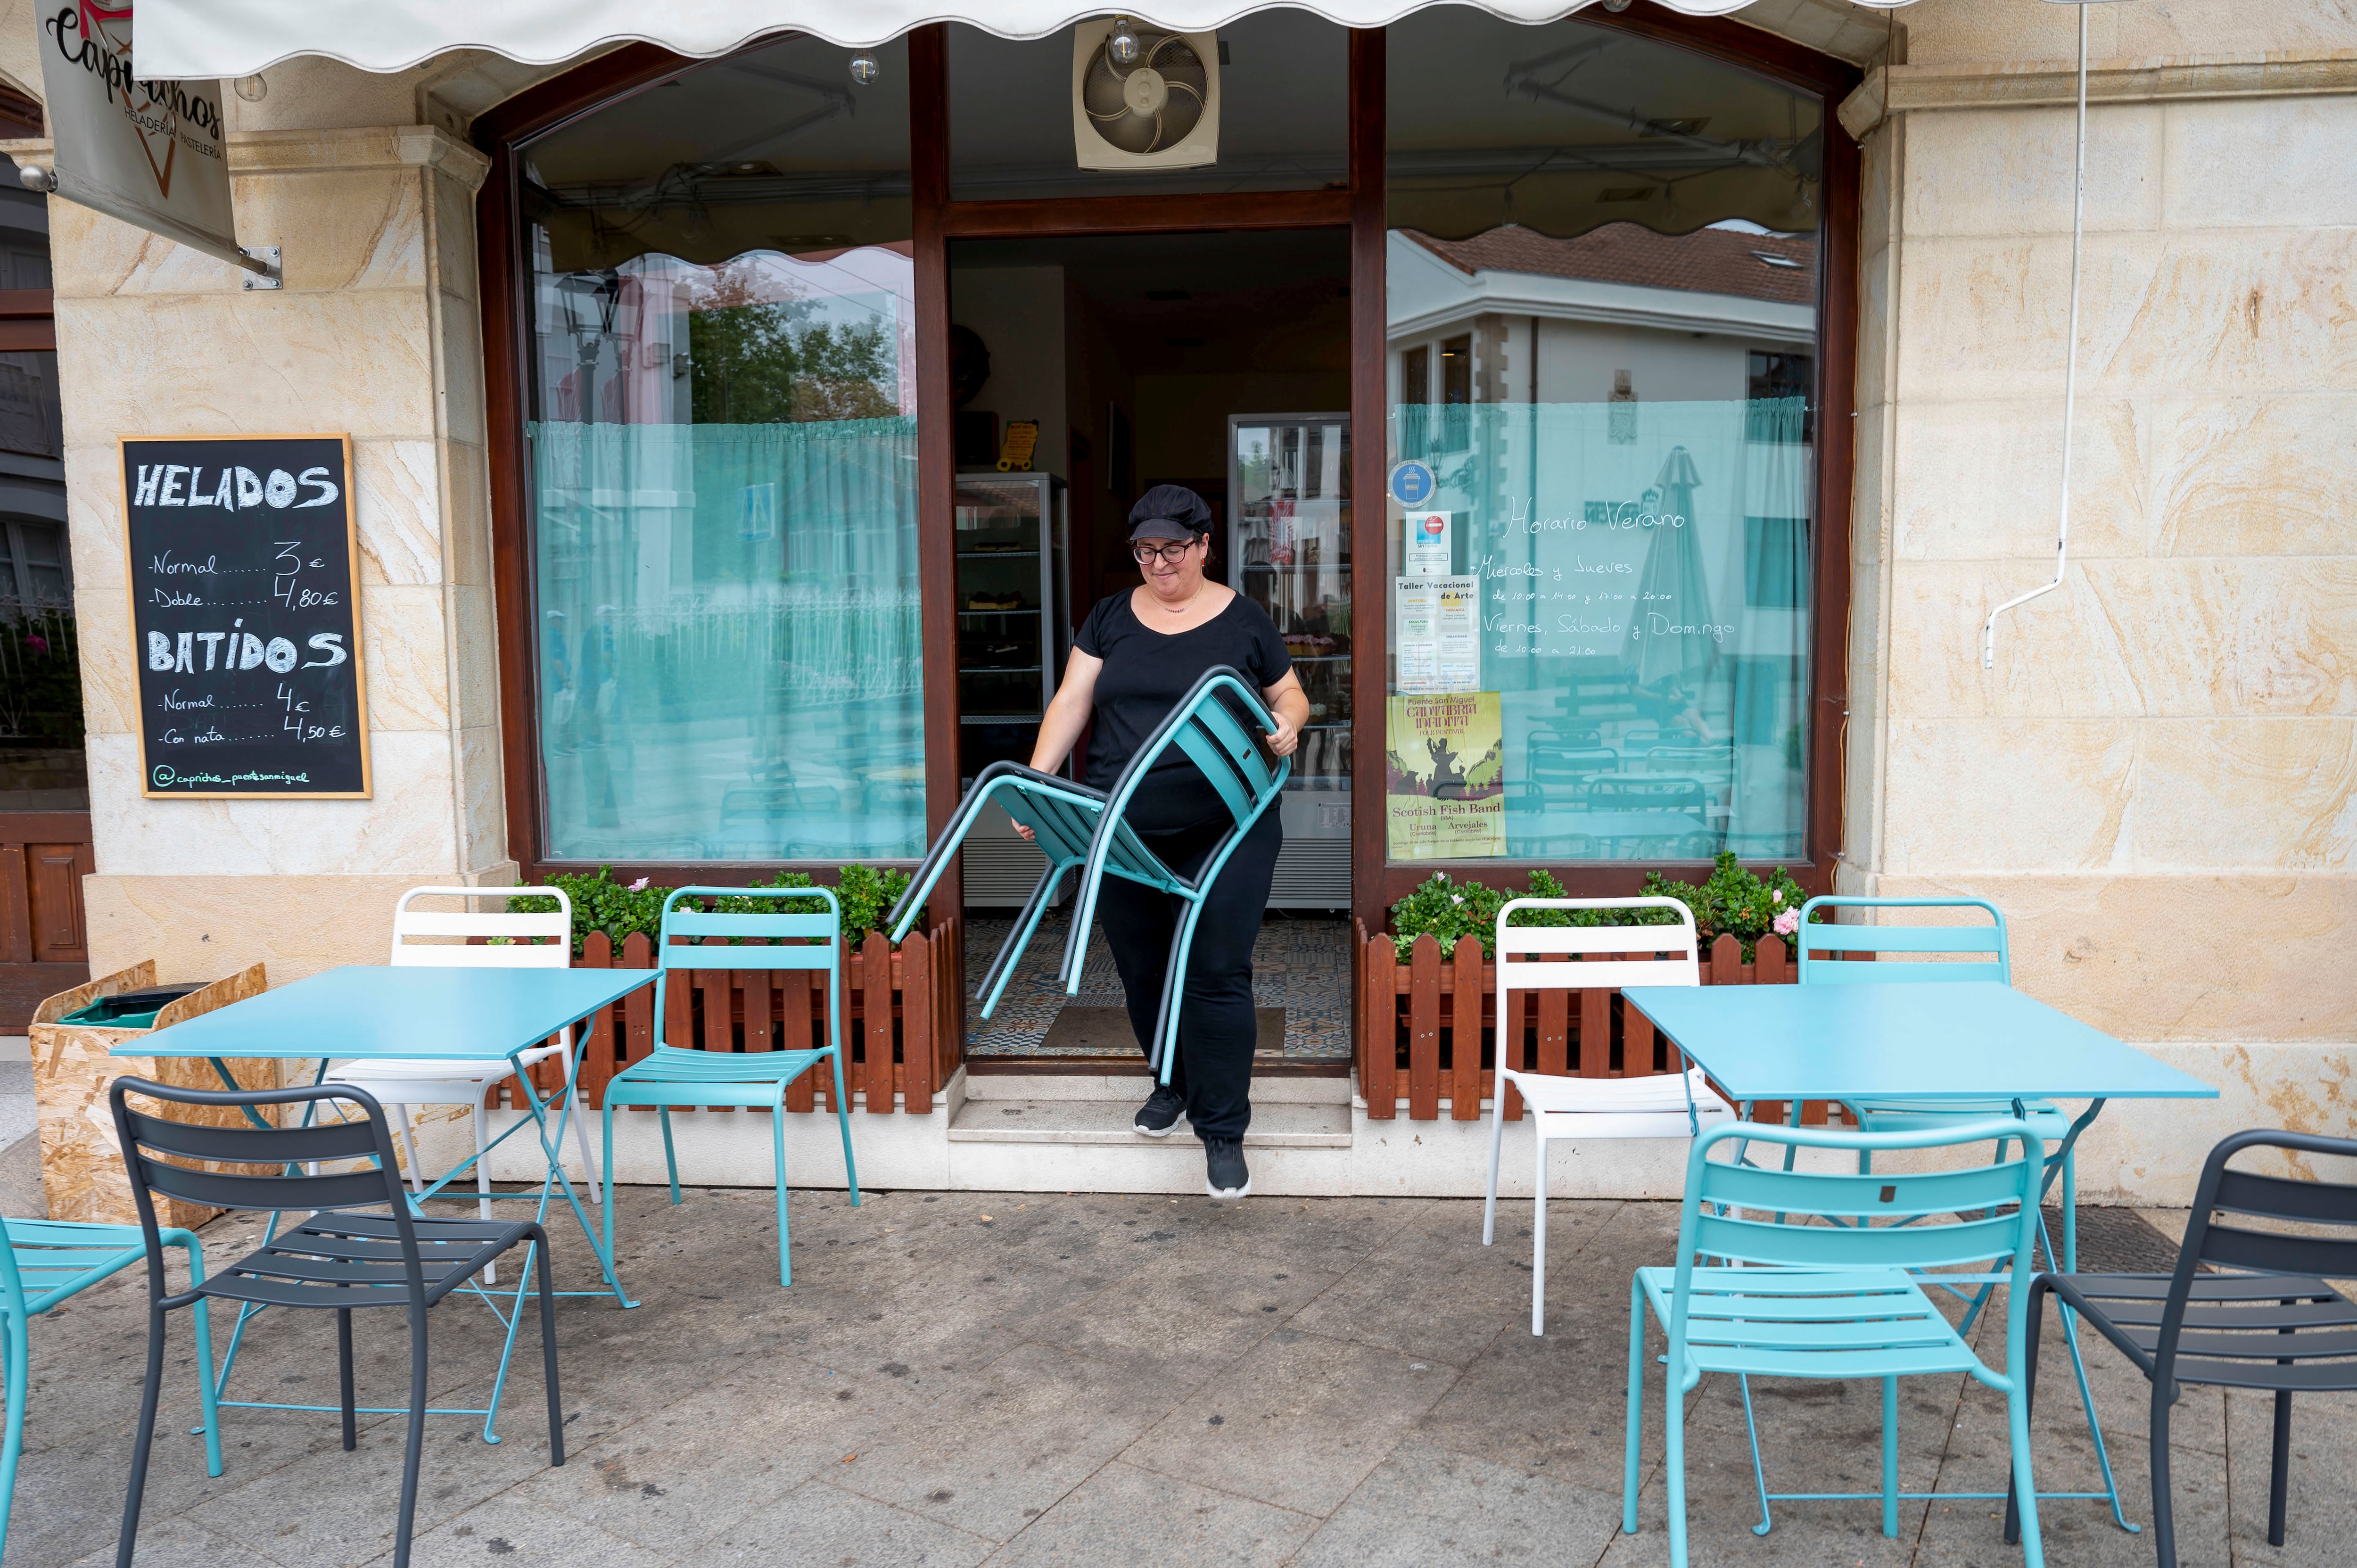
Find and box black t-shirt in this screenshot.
[1072,589,1292,832]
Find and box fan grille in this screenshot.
[1081,32,1208,156]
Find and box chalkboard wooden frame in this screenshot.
[118,432,373,800]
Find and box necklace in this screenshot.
[1157,582,1206,616]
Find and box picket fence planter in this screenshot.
[1353,924,1830,1125]
[490,916,965,1115]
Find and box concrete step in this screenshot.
[947,1096,1353,1148]
[962,1071,1351,1106]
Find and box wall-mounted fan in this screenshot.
[1070,19,1220,170]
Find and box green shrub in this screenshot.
[1386,868,1677,961]
[1638,852,1810,960]
[514,864,923,956]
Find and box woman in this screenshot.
[1017,484,1309,1200]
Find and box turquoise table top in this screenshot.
[117,965,656,1061]
[1619,981,2217,1104]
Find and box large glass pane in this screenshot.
[1384,9,1819,865]
[949,13,1347,201]
[520,36,924,862]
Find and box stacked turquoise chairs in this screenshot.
[0,1213,223,1553]
[1794,894,2134,1533]
[601,886,860,1291]
[1623,1118,2049,1567]
[887,665,1289,1087]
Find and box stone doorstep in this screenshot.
[963,1070,1352,1105]
[948,1095,1354,1149]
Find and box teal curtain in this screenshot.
[530,416,925,861]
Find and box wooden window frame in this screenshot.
[473,7,1859,905]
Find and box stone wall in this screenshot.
[1841,2,2357,1194]
[28,123,517,984]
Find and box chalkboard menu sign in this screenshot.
[118,435,371,798]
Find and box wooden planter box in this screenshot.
[1354,924,1827,1125]
[505,915,965,1116]
[32,960,272,1226]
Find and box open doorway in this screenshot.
[947,227,1353,1068]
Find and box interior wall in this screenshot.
[949,265,1067,479]
[1133,372,1353,484]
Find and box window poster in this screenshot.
[1385,691,1506,859]
[1396,575,1480,695]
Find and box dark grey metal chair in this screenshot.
[108,1077,566,1568]
[2004,1128,2357,1566]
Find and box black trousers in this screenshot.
[1095,809,1281,1141]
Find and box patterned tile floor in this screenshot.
[964,913,1352,1060]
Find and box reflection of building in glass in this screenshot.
[1385,222,1816,863]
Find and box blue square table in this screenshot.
[117,964,659,1440]
[1620,980,2217,1535]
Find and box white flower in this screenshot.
[1771,889,1782,904]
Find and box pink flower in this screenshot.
[1771,888,1782,904]
[1772,908,1800,937]
[627,876,650,892]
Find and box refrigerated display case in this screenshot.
[1229,413,1351,908]
[956,472,1071,904]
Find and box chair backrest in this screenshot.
[2152,1129,2357,1379]
[1493,896,1698,999]
[654,884,843,1040]
[1158,679,1288,838]
[1527,745,1616,787]
[391,885,572,969]
[1669,1118,2044,1354]
[1796,896,2010,985]
[107,1077,428,1301]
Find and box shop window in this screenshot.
[948,13,1347,202]
[1384,9,1822,866]
[516,35,925,863]
[1397,344,1429,460]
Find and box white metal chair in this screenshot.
[326,887,601,1281]
[1481,896,1734,1335]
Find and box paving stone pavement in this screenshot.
[3,1187,2344,1567]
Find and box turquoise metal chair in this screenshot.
[1622,1118,2049,1568]
[1796,897,2076,1246]
[887,665,1289,1086]
[1796,895,2136,1536]
[601,886,860,1290]
[0,1213,223,1554]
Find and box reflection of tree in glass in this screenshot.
[689,266,898,425]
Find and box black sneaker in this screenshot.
[1204,1137,1251,1200]
[1133,1084,1186,1138]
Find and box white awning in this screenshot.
[133,0,1766,80]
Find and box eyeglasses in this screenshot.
[1131,540,1198,566]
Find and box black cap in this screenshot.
[1128,484,1213,543]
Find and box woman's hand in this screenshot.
[1263,670,1310,760]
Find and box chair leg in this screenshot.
[1482,1085,1506,1247]
[2268,1389,2291,1547]
[115,1304,169,1568]
[2005,1278,2051,1546]
[830,1048,860,1206]
[601,1102,620,1271]
[2149,1385,2178,1568]
[771,1090,793,1289]
[567,1074,602,1207]
[1530,1132,1549,1336]
[1664,1361,1690,1568]
[172,1235,224,1478]
[390,1105,425,1195]
[531,1227,565,1466]
[659,1107,682,1204]
[473,1100,499,1286]
[337,1307,357,1450]
[2007,1378,2045,1568]
[1622,1274,1646,1535]
[393,1304,429,1568]
[0,1307,25,1558]
[1881,1375,1899,1537]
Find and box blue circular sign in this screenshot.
[1388,460,1436,508]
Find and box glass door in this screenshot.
[1230,414,1351,905]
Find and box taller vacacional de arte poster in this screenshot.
[1385,691,1505,860]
